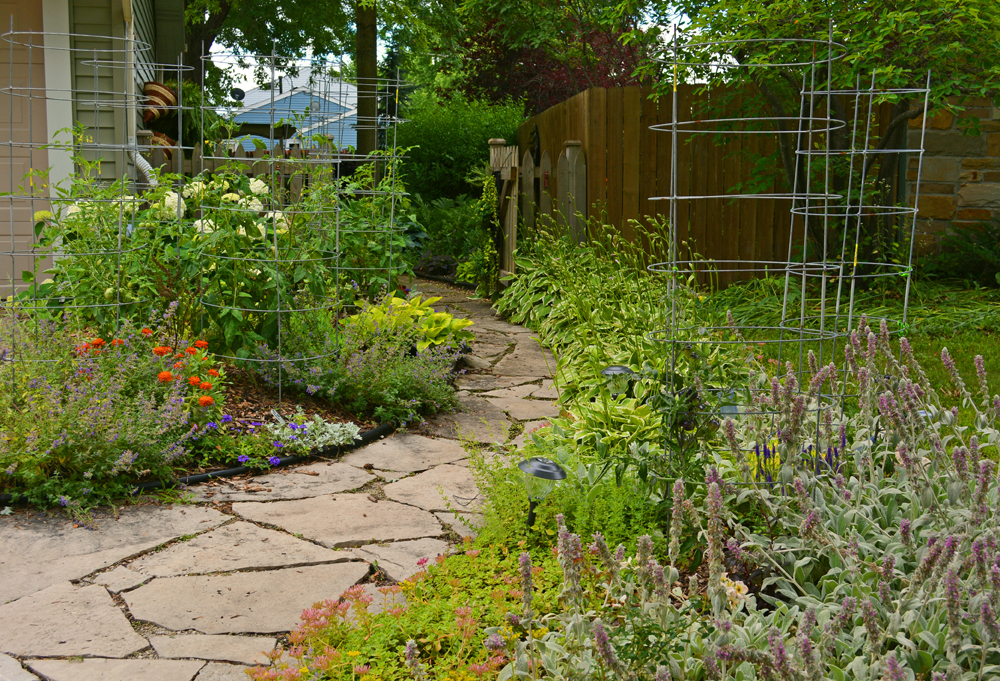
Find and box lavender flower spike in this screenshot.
[518,552,534,626]
[592,620,627,676]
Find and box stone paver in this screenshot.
[125,563,369,634]
[0,653,38,681]
[434,511,481,539]
[530,380,560,400]
[26,659,204,681]
[150,634,276,665]
[471,318,535,334]
[233,495,442,548]
[384,464,480,513]
[470,342,510,360]
[492,341,556,377]
[0,506,227,604]
[194,663,253,681]
[0,582,148,658]
[425,394,511,444]
[458,355,492,371]
[511,421,553,449]
[132,521,342,577]
[454,374,541,392]
[91,565,148,593]
[341,434,468,472]
[481,384,537,399]
[354,538,450,582]
[482,395,561,421]
[193,462,375,502]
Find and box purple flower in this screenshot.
[58,496,69,507]
[221,414,232,423]
[268,456,281,466]
[238,455,250,463]
[484,633,505,651]
[900,519,912,547]
[593,621,623,673]
[205,422,217,430]
[273,441,283,448]
[883,652,907,681]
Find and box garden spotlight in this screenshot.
[600,365,637,398]
[518,457,567,528]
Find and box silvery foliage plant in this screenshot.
[707,317,1000,681]
[266,408,361,454]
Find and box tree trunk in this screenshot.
[183,1,231,85]
[355,2,378,158]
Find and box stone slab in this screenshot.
[340,434,468,472]
[530,381,560,400]
[492,341,556,377]
[424,395,510,444]
[472,318,534,334]
[124,563,369,634]
[194,663,252,681]
[482,396,560,422]
[91,566,148,593]
[434,511,482,539]
[384,464,480,513]
[0,582,148,658]
[481,384,537,399]
[131,521,343,577]
[470,343,510,360]
[354,538,450,582]
[0,506,227,604]
[233,495,443,548]
[454,374,541,392]
[466,330,517,346]
[457,354,492,371]
[26,659,204,681]
[192,463,375,502]
[510,421,553,449]
[150,634,276,665]
[0,653,37,681]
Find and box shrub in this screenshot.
[396,91,524,201]
[411,194,483,274]
[924,218,1000,287]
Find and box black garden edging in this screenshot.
[0,422,395,506]
[413,271,478,290]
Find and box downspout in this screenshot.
[124,0,157,186]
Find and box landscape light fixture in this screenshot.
[601,365,637,398]
[518,457,567,528]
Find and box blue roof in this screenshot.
[233,91,347,126]
[232,116,357,151]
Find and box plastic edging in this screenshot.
[0,422,395,506]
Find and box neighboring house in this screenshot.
[1,0,184,291]
[230,70,359,153]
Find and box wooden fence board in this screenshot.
[639,85,659,253]
[621,86,641,240]
[606,87,624,234]
[742,124,761,277]
[675,87,692,267]
[587,88,607,226]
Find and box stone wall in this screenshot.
[908,98,1000,255]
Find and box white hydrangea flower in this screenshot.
[238,224,263,239]
[192,219,215,236]
[221,192,241,203]
[210,178,230,191]
[182,181,206,199]
[161,192,186,220]
[249,178,269,196]
[263,211,290,233]
[239,196,263,213]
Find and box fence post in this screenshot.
[539,151,552,228]
[520,150,535,233]
[562,140,586,243]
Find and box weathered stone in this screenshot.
[492,341,556,377]
[472,318,534,334]
[354,583,408,616]
[910,156,959,181]
[384,464,480,513]
[510,421,553,449]
[354,539,450,581]
[0,506,227,604]
[957,207,993,220]
[191,463,375,502]
[470,343,511,360]
[989,132,1000,156]
[454,374,540,392]
[909,194,955,220]
[434,511,482,539]
[962,157,1000,169]
[481,384,538,399]
[912,130,985,156]
[425,395,511,443]
[124,563,369,634]
[530,380,560,400]
[192,663,253,681]
[0,582,148,658]
[131,522,343,577]
[26,659,203,681]
[341,434,468,472]
[909,109,954,130]
[482,396,561,421]
[91,565,147,593]
[919,182,955,194]
[150,634,276,665]
[458,354,493,371]
[233,495,443,548]
[958,183,1000,208]
[0,653,37,681]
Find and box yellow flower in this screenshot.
[346,651,361,658]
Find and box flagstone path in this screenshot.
[0,278,559,681]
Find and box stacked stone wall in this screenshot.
[908,98,1000,255]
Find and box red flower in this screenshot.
[198,395,215,407]
[158,371,173,383]
[75,343,90,355]
[208,369,219,377]
[175,353,185,359]
[173,362,183,369]
[188,376,201,386]
[194,340,209,349]
[90,338,105,348]
[185,347,197,355]
[152,346,171,357]
[110,339,124,347]
[141,328,153,336]
[200,382,212,391]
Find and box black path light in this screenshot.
[518,456,567,528]
[601,365,637,398]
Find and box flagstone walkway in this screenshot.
[0,279,559,681]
